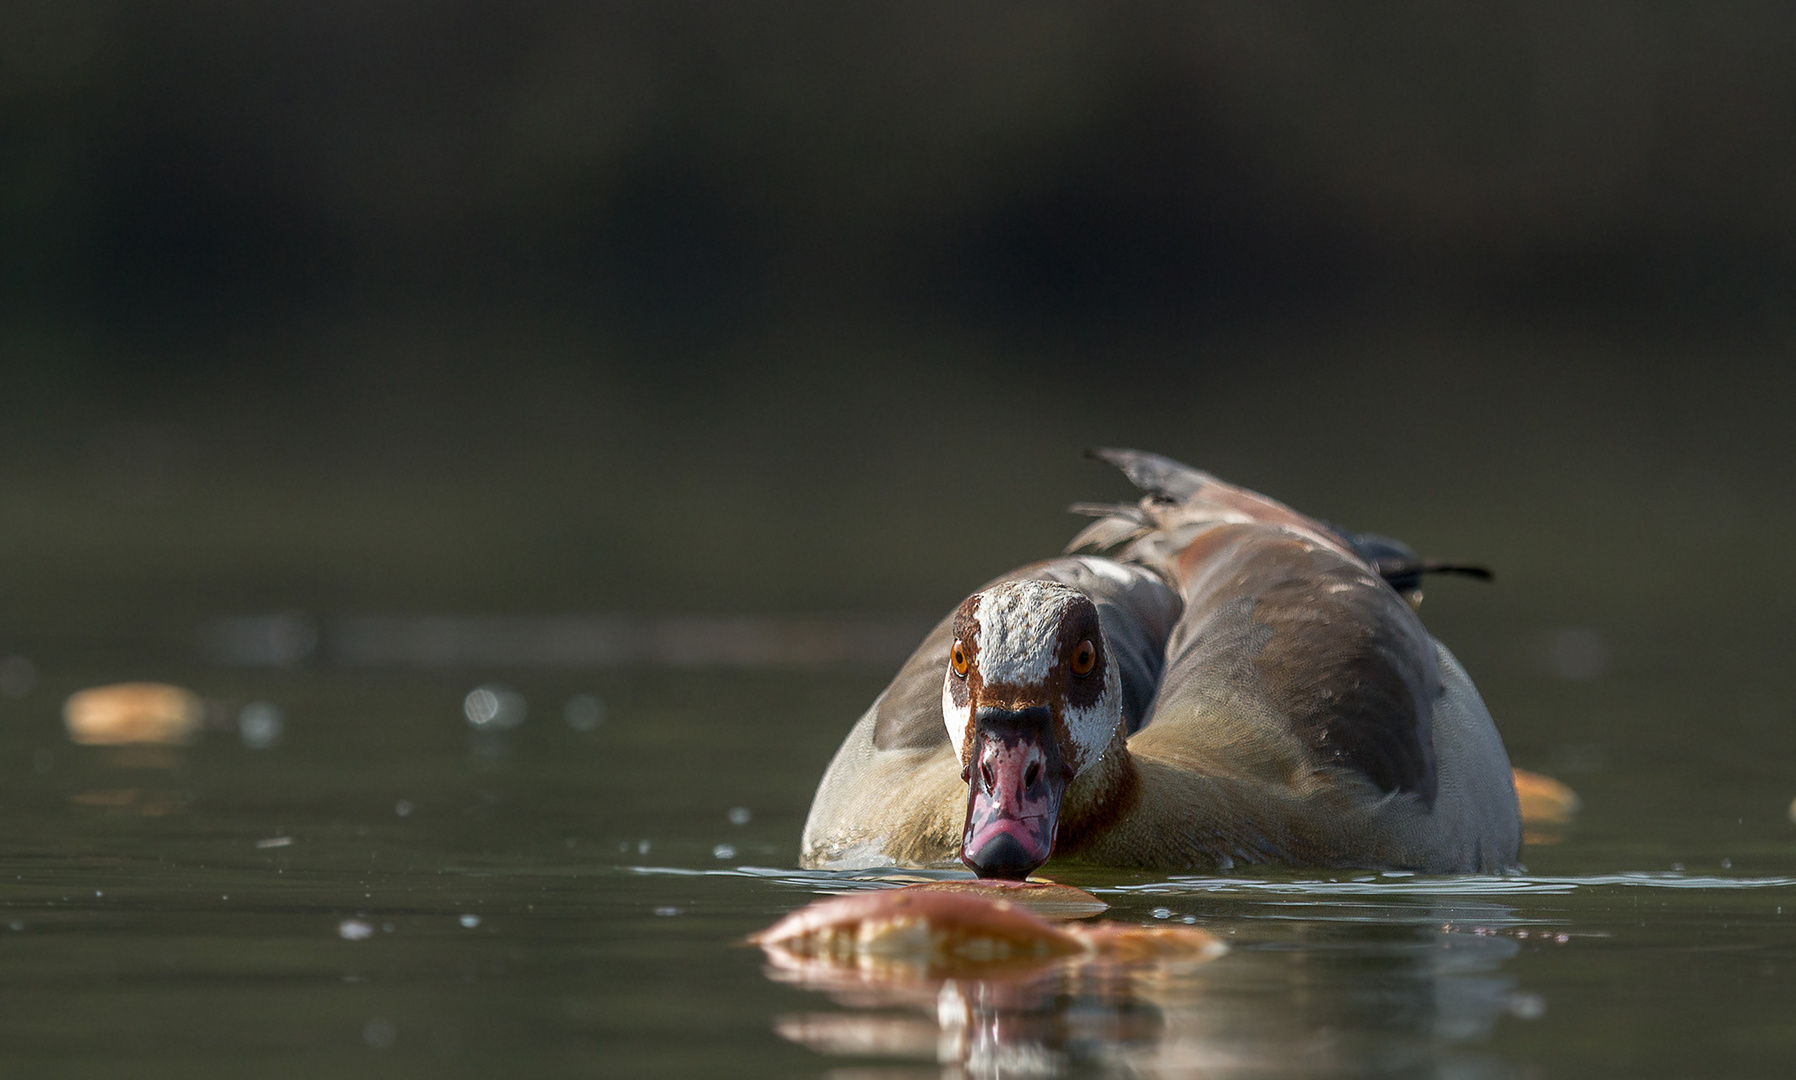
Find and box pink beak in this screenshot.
[959,709,1067,879]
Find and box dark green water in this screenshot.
[6,1,1794,1071]
[2,625,1793,1078]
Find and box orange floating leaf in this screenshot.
[751,887,1086,969]
[1066,922,1226,962]
[63,683,202,746]
[902,878,1107,919]
[1513,768,1581,826]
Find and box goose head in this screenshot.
[941,580,1123,879]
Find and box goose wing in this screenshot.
[1073,449,1441,803]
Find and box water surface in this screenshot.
[1,632,1792,1077]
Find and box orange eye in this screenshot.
[950,641,970,678]
[1070,639,1097,677]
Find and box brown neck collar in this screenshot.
[1054,724,1137,852]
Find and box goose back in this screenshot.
[799,450,1521,873]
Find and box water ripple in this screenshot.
[626,865,1796,897]
[1107,872,1796,897]
[627,864,970,892]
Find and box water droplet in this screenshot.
[712,844,736,860]
[362,1018,397,1049]
[653,906,680,917]
[1721,857,1732,869]
[1182,915,1197,925]
[727,807,751,826]
[395,800,414,818]
[239,702,284,749]
[1507,992,1546,1020]
[1151,907,1172,920]
[564,694,605,731]
[463,685,526,729]
[338,918,374,941]
[459,914,481,929]
[637,839,651,855]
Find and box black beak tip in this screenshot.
[961,832,1039,881]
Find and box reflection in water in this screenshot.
[96,746,185,771]
[69,786,192,816]
[60,684,198,814]
[762,894,1538,1078]
[69,736,193,815]
[769,946,1198,1075]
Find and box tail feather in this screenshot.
[1067,500,1146,521]
[1327,525,1494,592]
[1064,506,1153,558]
[1078,448,1493,594]
[1085,448,1215,501]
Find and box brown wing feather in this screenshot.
[1244,545,1440,803]
[871,613,956,750]
[1157,525,1440,804]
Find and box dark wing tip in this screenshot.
[1084,447,1211,501]
[1371,557,1495,592]
[1420,561,1494,583]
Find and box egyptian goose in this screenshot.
[800,450,1521,877]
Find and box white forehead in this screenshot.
[972,580,1080,686]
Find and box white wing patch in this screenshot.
[1076,556,1142,587]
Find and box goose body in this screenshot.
[800,450,1521,876]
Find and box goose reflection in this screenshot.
[770,958,1186,1075]
[760,893,1539,1078]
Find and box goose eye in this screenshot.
[1070,639,1097,677]
[950,641,970,678]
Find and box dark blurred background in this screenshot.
[2,2,1792,671]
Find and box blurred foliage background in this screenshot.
[1,2,1792,671]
